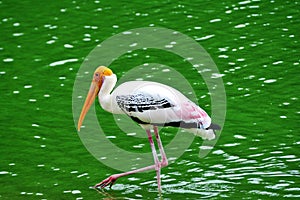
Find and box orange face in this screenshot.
[77,66,113,131]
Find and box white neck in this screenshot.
[98,74,117,113]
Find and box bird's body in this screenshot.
[77,66,220,192]
[98,76,215,140]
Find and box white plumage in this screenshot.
[99,74,215,139]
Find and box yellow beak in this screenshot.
[77,81,100,131]
[77,66,113,131]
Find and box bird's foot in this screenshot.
[94,174,118,189]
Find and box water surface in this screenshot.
[0,0,299,199]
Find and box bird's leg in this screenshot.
[94,129,162,190]
[146,129,162,192]
[153,126,168,167]
[153,126,168,192]
[94,165,156,189]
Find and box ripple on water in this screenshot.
[285,187,300,192]
[272,60,283,65]
[162,177,235,197]
[20,192,44,196]
[234,134,246,139]
[71,190,81,194]
[63,190,81,195]
[248,177,263,184]
[209,18,221,23]
[234,23,248,29]
[77,173,88,178]
[49,58,78,67]
[264,79,277,83]
[133,144,145,149]
[249,190,279,197]
[212,149,225,155]
[223,143,240,147]
[24,85,32,89]
[13,32,24,37]
[195,34,215,41]
[266,183,290,190]
[46,36,58,44]
[211,164,227,170]
[51,167,60,171]
[64,44,74,48]
[32,124,40,128]
[3,58,14,62]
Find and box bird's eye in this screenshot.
[95,73,99,76]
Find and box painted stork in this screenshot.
[77,66,220,192]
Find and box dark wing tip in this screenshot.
[207,123,221,130]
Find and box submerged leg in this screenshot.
[94,129,162,190]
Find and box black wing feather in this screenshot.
[116,93,174,113]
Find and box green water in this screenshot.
[1,0,299,199]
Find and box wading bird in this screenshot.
[77,66,220,192]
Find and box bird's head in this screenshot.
[77,66,113,131]
[92,66,114,88]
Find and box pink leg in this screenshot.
[94,165,158,189]
[153,126,168,167]
[94,129,163,191]
[146,129,162,192]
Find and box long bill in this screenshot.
[77,81,100,131]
